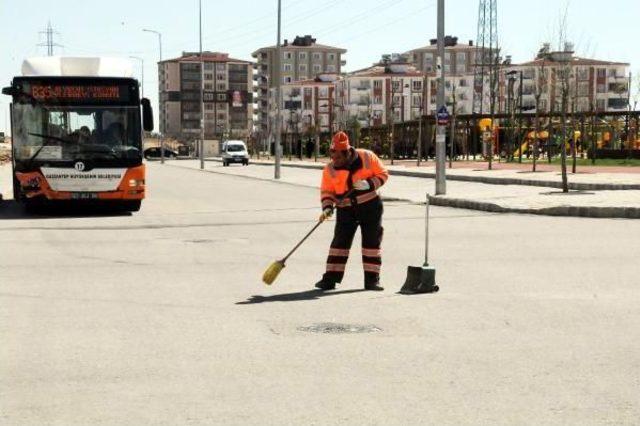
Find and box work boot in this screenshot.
[364,281,384,291]
[315,279,336,291]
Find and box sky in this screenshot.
[1,0,639,135]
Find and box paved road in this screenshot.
[1,163,639,425]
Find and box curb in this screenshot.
[427,195,640,219]
[228,158,640,191]
[166,162,640,219]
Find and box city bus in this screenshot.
[2,57,153,211]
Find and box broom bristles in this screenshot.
[262,260,285,285]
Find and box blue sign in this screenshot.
[436,106,449,125]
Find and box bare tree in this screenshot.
[554,4,573,191]
[532,56,549,172]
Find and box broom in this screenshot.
[262,190,354,285]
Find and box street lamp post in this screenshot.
[274,0,282,179]
[198,0,205,170]
[435,0,446,195]
[142,28,164,163]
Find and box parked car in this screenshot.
[221,140,249,166]
[144,147,178,159]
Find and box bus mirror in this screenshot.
[141,98,154,131]
[2,86,15,96]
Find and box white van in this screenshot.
[221,140,249,166]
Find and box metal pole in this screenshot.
[518,70,523,163]
[144,29,164,164]
[435,0,446,195]
[274,0,282,179]
[199,0,205,170]
[424,193,430,266]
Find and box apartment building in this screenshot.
[252,35,347,137]
[504,43,630,114]
[158,51,253,140]
[269,73,339,138]
[335,53,479,131]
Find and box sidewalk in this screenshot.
[239,156,640,190]
[166,159,640,219]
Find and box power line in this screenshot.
[37,21,63,56]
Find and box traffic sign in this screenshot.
[436,106,450,125]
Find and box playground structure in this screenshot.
[357,110,640,162]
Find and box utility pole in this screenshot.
[143,28,164,163]
[274,0,282,179]
[199,0,205,170]
[435,0,446,195]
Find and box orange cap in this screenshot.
[330,131,350,151]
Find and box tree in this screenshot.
[532,54,549,172]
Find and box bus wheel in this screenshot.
[123,200,142,212]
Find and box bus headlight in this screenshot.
[129,179,145,187]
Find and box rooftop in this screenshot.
[160,51,253,65]
[252,35,346,56]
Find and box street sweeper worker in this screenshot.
[316,131,389,291]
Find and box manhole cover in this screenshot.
[298,323,382,334]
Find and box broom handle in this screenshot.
[282,220,324,262]
[281,189,355,263]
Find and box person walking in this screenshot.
[316,131,389,291]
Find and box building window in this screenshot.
[328,53,335,61]
[217,93,227,101]
[459,79,468,87]
[217,83,226,91]
[283,63,292,72]
[204,63,213,70]
[597,83,606,93]
[596,99,606,111]
[319,87,329,98]
[216,63,225,71]
[373,80,382,89]
[299,64,307,72]
[391,80,401,92]
[327,64,336,72]
[313,52,321,61]
[444,64,451,73]
[313,64,321,73]
[217,74,225,81]
[204,73,213,80]
[412,80,422,91]
[597,68,606,78]
[444,52,452,64]
[298,52,307,60]
[283,51,292,60]
[577,67,589,81]
[373,95,382,104]
[456,52,466,63]
[204,83,213,90]
[284,76,292,83]
[205,103,213,110]
[578,82,589,96]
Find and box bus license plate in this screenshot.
[71,193,99,200]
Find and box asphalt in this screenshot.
[1,162,639,425]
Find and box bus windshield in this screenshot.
[12,102,141,164]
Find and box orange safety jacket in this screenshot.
[320,148,389,210]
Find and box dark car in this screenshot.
[144,147,178,159]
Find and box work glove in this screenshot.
[320,207,334,222]
[353,180,370,191]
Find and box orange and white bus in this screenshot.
[2,57,153,211]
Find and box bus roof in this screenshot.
[21,57,134,78]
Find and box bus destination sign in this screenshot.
[30,84,127,102]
